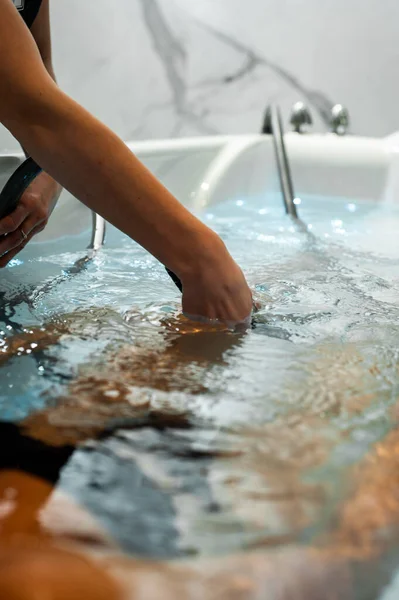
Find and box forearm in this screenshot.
[0,0,251,322]
[5,89,224,279]
[20,60,62,208]
[21,58,54,158]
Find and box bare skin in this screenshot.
[0,549,121,600]
[1,427,399,600]
[0,310,243,444]
[0,0,252,323]
[0,0,62,265]
[0,317,399,599]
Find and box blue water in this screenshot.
[1,192,399,582]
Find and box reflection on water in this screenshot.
[1,194,399,596]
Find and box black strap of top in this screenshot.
[0,421,74,484]
[13,0,43,29]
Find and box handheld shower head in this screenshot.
[0,157,43,219]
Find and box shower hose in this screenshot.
[0,157,183,291]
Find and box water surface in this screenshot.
[1,193,399,596]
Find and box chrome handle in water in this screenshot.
[89,211,106,252]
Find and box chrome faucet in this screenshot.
[290,102,313,134]
[262,105,299,219]
[330,104,350,135]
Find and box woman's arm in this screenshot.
[29,0,56,82]
[0,0,61,264]
[0,0,252,322]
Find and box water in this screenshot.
[2,193,399,595]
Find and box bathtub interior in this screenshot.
[129,133,391,209]
[1,132,392,256]
[1,135,399,595]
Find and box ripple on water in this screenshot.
[1,195,399,573]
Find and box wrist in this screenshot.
[39,171,61,190]
[173,226,230,285]
[28,171,63,213]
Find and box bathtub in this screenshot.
[0,130,397,257]
[2,133,399,600]
[127,132,394,208]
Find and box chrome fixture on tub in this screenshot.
[90,212,106,251]
[330,104,350,135]
[262,105,298,219]
[290,102,313,134]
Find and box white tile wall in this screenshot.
[1,0,398,151]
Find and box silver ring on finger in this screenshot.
[20,228,28,243]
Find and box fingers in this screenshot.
[0,202,29,236]
[19,208,48,238]
[0,193,49,265]
[0,227,25,257]
[0,188,49,237]
[0,222,45,268]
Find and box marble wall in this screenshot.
[1,0,399,151]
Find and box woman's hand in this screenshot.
[179,234,253,327]
[0,171,61,267]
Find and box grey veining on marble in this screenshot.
[184,12,334,124]
[1,0,399,151]
[137,0,218,137]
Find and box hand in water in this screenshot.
[180,238,253,327]
[0,171,61,267]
